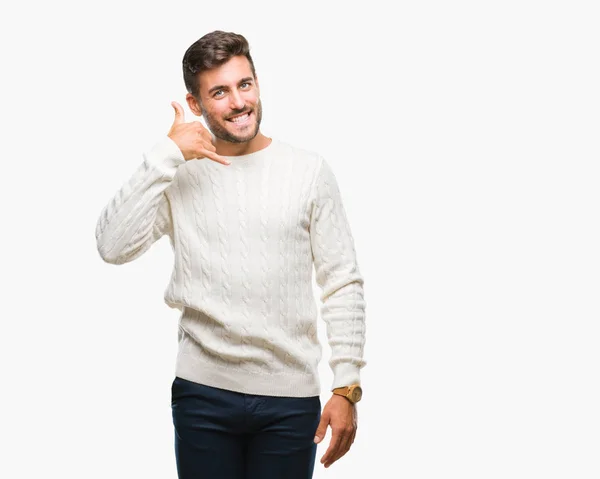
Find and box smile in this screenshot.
[227,111,252,125]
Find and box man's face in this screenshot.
[193,55,262,144]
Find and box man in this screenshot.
[95,30,366,479]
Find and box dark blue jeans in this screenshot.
[171,377,321,479]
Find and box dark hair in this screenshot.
[182,30,257,98]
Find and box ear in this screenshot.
[186,93,203,117]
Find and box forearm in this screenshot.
[321,274,367,389]
[95,136,185,264]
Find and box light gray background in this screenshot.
[1,0,599,477]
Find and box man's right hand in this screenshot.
[167,101,231,165]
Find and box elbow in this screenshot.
[96,236,148,265]
[321,276,365,304]
[95,221,122,264]
[97,243,125,265]
[318,265,364,300]
[96,233,128,265]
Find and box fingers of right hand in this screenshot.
[200,148,231,165]
[203,142,217,153]
[171,101,185,125]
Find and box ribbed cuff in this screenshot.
[331,362,362,391]
[143,136,186,174]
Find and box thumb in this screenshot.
[171,101,185,125]
[314,413,329,444]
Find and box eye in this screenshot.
[213,89,225,98]
[240,82,251,89]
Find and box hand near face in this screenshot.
[313,394,358,468]
[167,101,231,165]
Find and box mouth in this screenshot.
[227,111,252,126]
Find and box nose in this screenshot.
[229,90,245,111]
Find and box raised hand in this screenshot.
[167,101,230,165]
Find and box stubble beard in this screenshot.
[200,99,262,144]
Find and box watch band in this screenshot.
[332,384,362,403]
[333,386,350,395]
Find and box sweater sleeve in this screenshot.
[309,157,367,391]
[95,136,186,265]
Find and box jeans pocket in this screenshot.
[171,376,184,406]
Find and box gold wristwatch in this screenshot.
[332,384,362,404]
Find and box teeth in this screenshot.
[231,112,249,123]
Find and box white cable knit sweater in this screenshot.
[95,136,366,397]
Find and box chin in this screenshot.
[227,126,259,143]
[231,133,258,144]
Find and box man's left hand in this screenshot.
[313,394,358,468]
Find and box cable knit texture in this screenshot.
[95,137,366,397]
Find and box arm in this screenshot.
[310,157,367,389]
[96,101,231,265]
[310,157,366,468]
[95,136,185,265]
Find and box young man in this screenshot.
[95,30,366,478]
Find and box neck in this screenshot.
[214,133,272,157]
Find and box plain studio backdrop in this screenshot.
[1,0,599,478]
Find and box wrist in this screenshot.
[332,384,362,404]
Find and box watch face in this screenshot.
[351,386,362,402]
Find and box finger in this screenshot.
[327,432,353,467]
[192,120,209,132]
[320,431,343,466]
[171,101,185,125]
[200,148,231,165]
[314,414,329,444]
[203,142,217,153]
[324,437,349,467]
[197,126,213,143]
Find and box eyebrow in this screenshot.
[208,77,254,95]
